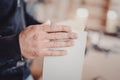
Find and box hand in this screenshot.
[19,21,78,59]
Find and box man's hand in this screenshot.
[19,21,78,59]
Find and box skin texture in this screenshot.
[19,21,78,59]
[19,21,78,79]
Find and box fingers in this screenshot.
[46,32,78,40]
[41,24,72,32]
[44,50,67,56]
[27,23,78,58]
[33,24,78,40]
[45,40,74,48]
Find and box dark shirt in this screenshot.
[0,0,40,80]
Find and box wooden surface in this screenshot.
[82,35,120,80]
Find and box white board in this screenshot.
[42,31,87,80]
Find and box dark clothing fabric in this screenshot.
[0,0,40,80]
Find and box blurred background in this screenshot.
[25,0,120,80]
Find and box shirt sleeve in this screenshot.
[0,34,31,79]
[0,34,21,61]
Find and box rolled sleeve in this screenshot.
[0,34,21,61]
[0,34,31,79]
